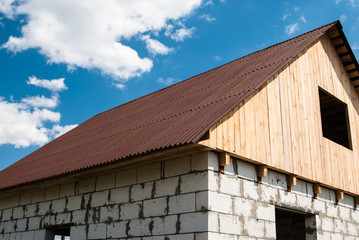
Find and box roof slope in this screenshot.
[0,21,351,190]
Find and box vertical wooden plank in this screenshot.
[222,114,229,152]
[267,74,285,169]
[216,120,223,150]
[233,106,240,154]
[278,68,293,173]
[228,110,235,153]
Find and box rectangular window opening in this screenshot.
[319,88,352,149]
[45,226,71,240]
[275,207,316,240]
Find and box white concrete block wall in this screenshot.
[0,152,215,240]
[1,150,359,239]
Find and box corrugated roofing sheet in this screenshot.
[0,21,340,190]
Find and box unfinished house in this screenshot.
[1,20,359,240]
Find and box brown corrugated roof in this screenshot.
[0,21,351,190]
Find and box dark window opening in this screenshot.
[275,207,316,240]
[45,227,71,240]
[319,88,351,149]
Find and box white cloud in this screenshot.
[167,26,196,42]
[50,124,78,138]
[340,15,348,23]
[336,0,343,4]
[141,35,174,56]
[157,77,177,85]
[0,75,77,148]
[213,55,221,61]
[203,1,214,6]
[27,76,67,92]
[0,99,60,148]
[352,43,359,50]
[199,14,216,22]
[1,0,203,80]
[114,83,126,89]
[282,14,291,21]
[285,23,299,35]
[350,0,359,6]
[294,6,300,12]
[299,14,307,23]
[0,0,15,18]
[21,94,58,108]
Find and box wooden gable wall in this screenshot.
[199,34,359,195]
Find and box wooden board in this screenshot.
[199,35,359,195]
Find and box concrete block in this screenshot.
[51,198,66,213]
[91,190,110,207]
[180,212,207,233]
[256,204,275,221]
[41,214,56,227]
[154,177,179,198]
[88,223,107,239]
[14,207,24,219]
[116,168,137,187]
[9,232,21,240]
[0,233,10,240]
[234,197,254,218]
[19,192,32,205]
[220,174,240,196]
[208,171,219,192]
[31,189,45,203]
[279,189,297,205]
[296,194,313,209]
[55,212,71,225]
[78,177,96,194]
[313,199,326,213]
[2,209,12,221]
[237,160,257,180]
[96,173,116,191]
[338,206,351,221]
[72,210,86,224]
[208,211,219,232]
[352,210,359,223]
[243,180,259,201]
[321,217,334,231]
[66,195,82,211]
[110,187,129,204]
[107,221,127,238]
[166,234,195,240]
[326,202,338,218]
[265,221,276,238]
[24,204,37,218]
[4,221,15,233]
[128,218,152,237]
[152,215,178,235]
[16,219,27,231]
[37,201,51,215]
[206,232,236,240]
[165,156,191,177]
[191,151,218,171]
[331,233,343,240]
[244,218,265,238]
[268,170,286,189]
[347,222,358,236]
[196,191,208,211]
[334,218,346,234]
[20,231,34,240]
[219,213,242,235]
[181,172,208,194]
[143,197,167,217]
[259,183,279,202]
[131,182,153,202]
[45,186,59,200]
[208,191,232,214]
[34,230,50,240]
[169,193,195,214]
[28,217,41,230]
[70,225,87,240]
[138,163,161,183]
[100,205,120,222]
[59,182,76,198]
[120,203,141,220]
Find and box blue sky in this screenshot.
[0,0,358,170]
